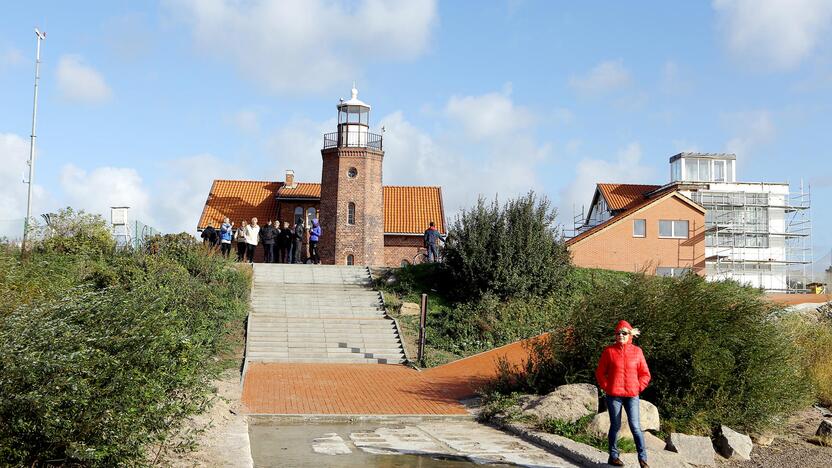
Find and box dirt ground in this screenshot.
[166,369,253,467]
[722,407,832,468]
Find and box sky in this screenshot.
[1,0,831,275]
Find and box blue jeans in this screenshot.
[426,244,438,262]
[606,396,647,462]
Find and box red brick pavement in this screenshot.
[241,334,547,416]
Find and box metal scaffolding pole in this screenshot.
[22,28,46,252]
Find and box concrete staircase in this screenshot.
[245,264,406,364]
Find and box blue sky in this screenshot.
[1,1,830,275]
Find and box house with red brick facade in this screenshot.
[197,87,445,267]
[567,183,706,276]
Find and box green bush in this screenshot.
[34,207,116,256]
[442,192,571,300]
[518,273,812,435]
[0,224,249,466]
[780,313,832,406]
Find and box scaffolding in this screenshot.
[690,186,812,293]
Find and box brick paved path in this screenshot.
[241,334,547,415]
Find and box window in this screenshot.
[656,267,692,278]
[306,207,317,226]
[698,159,711,182]
[348,202,356,225]
[633,219,646,237]
[671,159,682,182]
[659,220,689,239]
[348,167,358,178]
[293,206,303,225]
[346,254,354,265]
[713,160,725,182]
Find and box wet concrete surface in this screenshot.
[248,419,579,468]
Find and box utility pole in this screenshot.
[22,28,46,252]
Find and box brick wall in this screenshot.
[383,235,423,267]
[568,195,705,274]
[319,146,385,266]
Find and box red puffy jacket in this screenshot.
[595,343,651,397]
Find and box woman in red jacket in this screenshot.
[595,320,651,467]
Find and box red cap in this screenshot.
[615,320,633,332]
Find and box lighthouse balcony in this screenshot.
[323,131,383,151]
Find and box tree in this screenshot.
[33,207,115,255]
[442,191,571,300]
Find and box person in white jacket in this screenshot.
[244,217,260,264]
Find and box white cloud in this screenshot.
[713,0,832,70]
[559,142,654,223]
[0,133,50,235]
[569,59,632,96]
[228,110,261,134]
[165,0,437,93]
[660,60,692,94]
[60,165,151,223]
[56,55,113,103]
[444,85,535,140]
[1,46,23,69]
[722,110,776,157]
[265,117,335,183]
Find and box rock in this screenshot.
[521,384,598,423]
[586,399,661,439]
[817,419,832,437]
[643,431,667,451]
[715,425,753,461]
[750,432,775,447]
[666,433,716,466]
[399,302,421,316]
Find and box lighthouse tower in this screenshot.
[319,86,385,265]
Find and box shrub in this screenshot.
[518,273,812,435]
[780,313,832,407]
[442,192,571,300]
[33,207,116,256]
[0,231,249,466]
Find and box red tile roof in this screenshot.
[276,182,321,199]
[384,186,445,234]
[597,183,663,211]
[567,188,703,247]
[198,180,281,229]
[198,180,445,235]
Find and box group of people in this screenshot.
[201,217,322,264]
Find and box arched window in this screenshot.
[306,207,317,226]
[348,202,356,225]
[400,259,410,267]
[346,254,354,265]
[293,206,303,225]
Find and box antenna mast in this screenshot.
[22,28,46,252]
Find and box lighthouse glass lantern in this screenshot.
[337,86,370,147]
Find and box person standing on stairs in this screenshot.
[234,220,247,262]
[244,217,261,263]
[310,218,321,264]
[219,218,233,258]
[292,220,305,264]
[260,220,277,263]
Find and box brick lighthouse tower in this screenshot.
[319,86,385,265]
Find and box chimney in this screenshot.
[285,169,295,188]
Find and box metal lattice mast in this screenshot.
[22,28,46,251]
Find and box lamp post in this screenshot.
[22,28,46,252]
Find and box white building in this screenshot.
[655,152,811,292]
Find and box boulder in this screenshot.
[643,431,667,451]
[817,419,832,437]
[399,302,421,316]
[750,432,775,446]
[715,425,753,461]
[521,384,598,423]
[666,433,716,466]
[586,399,661,439]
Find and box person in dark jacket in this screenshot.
[293,220,305,264]
[278,221,292,263]
[234,220,247,261]
[309,219,321,264]
[423,221,441,262]
[595,320,651,468]
[201,224,218,248]
[260,220,277,263]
